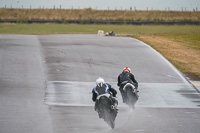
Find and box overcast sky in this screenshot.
[1,0,200,11]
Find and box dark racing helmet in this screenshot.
[123,67,131,72]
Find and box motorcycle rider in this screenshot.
[92,77,118,118]
[117,67,138,103]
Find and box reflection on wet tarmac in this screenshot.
[45,81,200,108]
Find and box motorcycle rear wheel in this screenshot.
[126,87,138,109]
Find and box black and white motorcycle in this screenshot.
[96,94,118,129]
[123,82,139,109]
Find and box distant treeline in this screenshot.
[0,8,200,24]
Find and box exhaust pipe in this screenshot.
[111,105,115,109]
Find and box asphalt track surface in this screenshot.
[0,34,200,133]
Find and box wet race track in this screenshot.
[0,34,200,133]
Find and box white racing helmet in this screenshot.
[96,77,105,87]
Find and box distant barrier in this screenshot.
[0,19,200,25]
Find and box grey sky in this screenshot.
[1,0,200,11]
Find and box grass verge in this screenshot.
[132,34,200,80]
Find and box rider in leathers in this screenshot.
[92,77,118,118]
[117,67,138,103]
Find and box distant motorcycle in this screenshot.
[96,94,118,129]
[123,83,139,109]
[105,31,115,36]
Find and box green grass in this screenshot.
[171,34,200,50]
[1,23,200,35]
